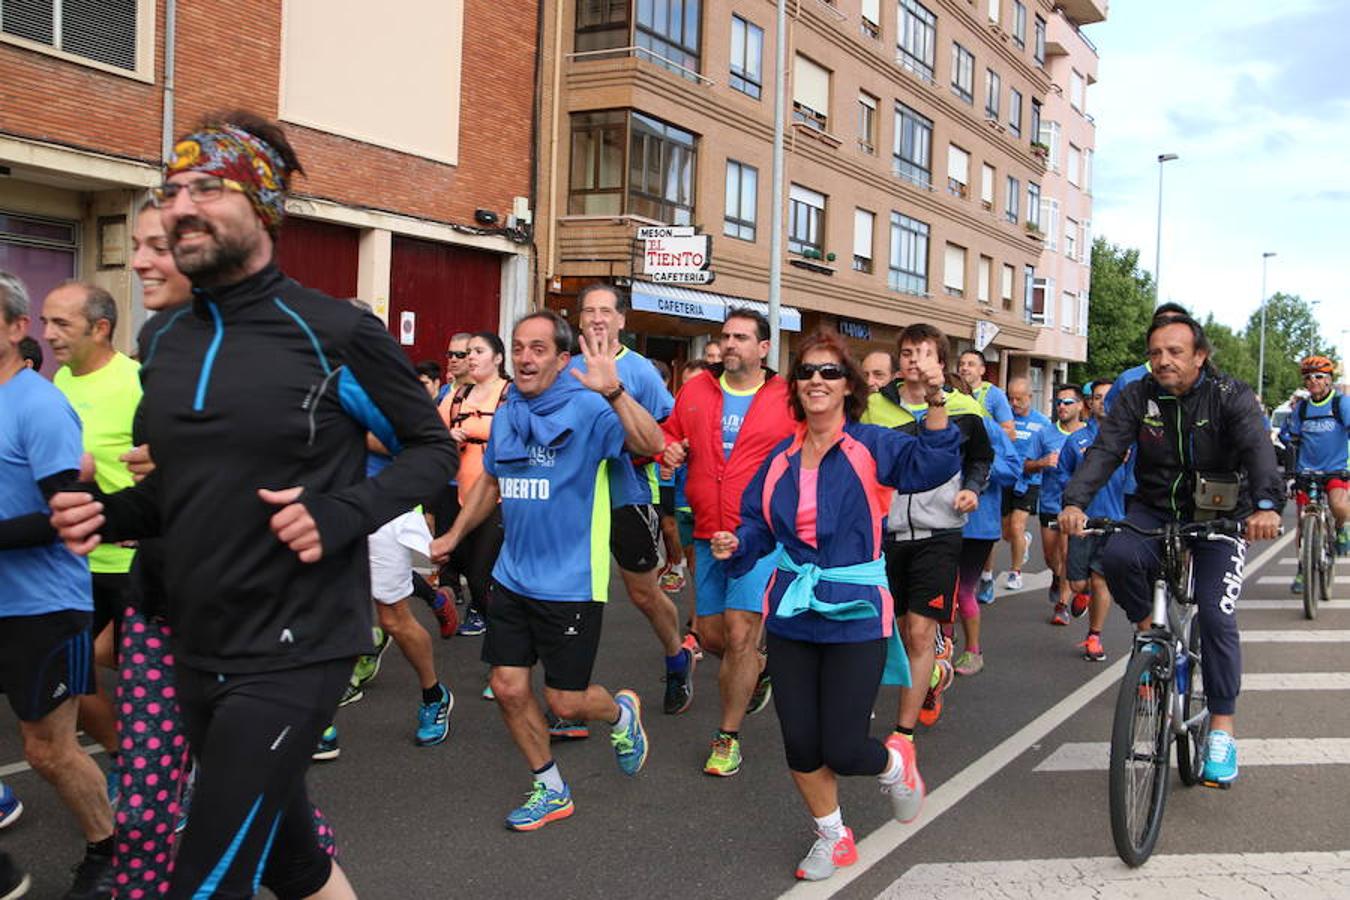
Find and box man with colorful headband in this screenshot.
[51,112,456,898]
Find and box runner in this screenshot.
[650,359,688,595]
[957,349,1015,602]
[1280,355,1350,587]
[1039,384,1085,623]
[430,311,663,831]
[0,270,115,899]
[710,329,962,881]
[18,335,41,370]
[50,112,455,896]
[662,308,796,776]
[430,331,476,607]
[1001,377,1051,590]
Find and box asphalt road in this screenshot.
[3,512,1347,898]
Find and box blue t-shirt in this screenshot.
[1058,421,1128,520]
[1103,363,1148,496]
[1012,409,1053,491]
[0,369,93,616]
[1037,422,1078,515]
[484,381,626,602]
[1281,394,1350,473]
[567,347,673,507]
[974,382,1014,425]
[721,375,760,458]
[966,417,1021,540]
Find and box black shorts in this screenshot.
[1039,511,1060,529]
[1067,534,1107,583]
[657,485,676,518]
[611,503,661,573]
[1002,485,1040,515]
[0,609,94,721]
[883,532,962,623]
[92,571,130,638]
[482,580,605,691]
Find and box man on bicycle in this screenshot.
[1059,312,1283,787]
[1279,356,1350,589]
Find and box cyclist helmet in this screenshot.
[1300,355,1335,376]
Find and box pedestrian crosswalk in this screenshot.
[1034,738,1350,772]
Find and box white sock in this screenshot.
[813,808,846,839]
[980,570,993,582]
[533,760,565,793]
[879,746,905,783]
[611,701,634,735]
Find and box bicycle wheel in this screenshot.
[1109,645,1173,866]
[1175,620,1209,787]
[1320,510,1336,602]
[1302,513,1321,620]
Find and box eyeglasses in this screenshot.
[793,363,847,381]
[1055,398,1080,406]
[1303,373,1330,381]
[151,176,246,206]
[446,351,469,359]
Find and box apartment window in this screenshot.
[977,255,993,304]
[980,164,996,208]
[724,160,758,241]
[946,144,970,198]
[1030,99,1042,146]
[1032,276,1055,325]
[1033,15,1046,64]
[1011,0,1026,48]
[1023,265,1035,322]
[858,92,878,154]
[1004,175,1020,223]
[854,208,875,273]
[793,54,831,132]
[987,0,1000,24]
[943,243,966,298]
[897,0,937,82]
[568,110,626,215]
[984,69,1001,118]
[861,0,881,39]
[789,184,826,256]
[635,0,701,76]
[1067,143,1081,187]
[1070,69,1085,112]
[567,111,697,223]
[950,42,974,103]
[893,103,933,188]
[729,15,763,99]
[2,0,141,72]
[1001,263,1015,310]
[1040,197,1060,250]
[1061,291,1076,332]
[1041,120,1061,171]
[1083,148,1094,194]
[1026,182,1040,227]
[889,212,929,295]
[576,0,630,54]
[1082,220,1093,261]
[1065,217,1078,260]
[1009,87,1022,136]
[1077,294,1090,336]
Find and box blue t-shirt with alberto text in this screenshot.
[721,374,760,458]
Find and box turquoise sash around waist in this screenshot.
[774,554,886,621]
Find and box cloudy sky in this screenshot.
[1086,0,1350,363]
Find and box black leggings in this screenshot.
[766,632,889,776]
[167,657,352,900]
[457,507,504,614]
[429,483,464,588]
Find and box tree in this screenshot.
[1202,314,1257,389]
[1069,237,1156,384]
[1244,292,1336,405]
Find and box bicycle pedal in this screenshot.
[1200,779,1233,791]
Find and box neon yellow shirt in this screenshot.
[55,352,141,573]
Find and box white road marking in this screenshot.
[0,742,104,778]
[877,850,1350,899]
[1034,738,1350,772]
[1243,630,1350,643]
[1243,672,1350,690]
[1257,575,1349,585]
[1243,599,1350,610]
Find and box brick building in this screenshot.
[0,0,538,373]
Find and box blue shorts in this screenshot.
[694,540,780,618]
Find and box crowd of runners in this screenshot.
[0,112,1309,897]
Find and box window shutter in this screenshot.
[981,164,995,203]
[944,244,965,290]
[862,0,881,24]
[977,256,991,302]
[947,145,969,184]
[790,184,826,208]
[854,209,875,259]
[793,55,831,116]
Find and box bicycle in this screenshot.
[1292,471,1345,620]
[1075,517,1246,867]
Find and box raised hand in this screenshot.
[569,328,620,396]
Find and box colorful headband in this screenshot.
[166,125,289,232]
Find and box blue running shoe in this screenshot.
[0,781,22,830]
[505,781,574,831]
[312,725,340,762]
[457,610,486,637]
[611,690,648,776]
[1201,729,1238,787]
[976,576,996,605]
[416,684,454,746]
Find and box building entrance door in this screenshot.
[0,212,79,378]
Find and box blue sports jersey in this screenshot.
[1012,409,1053,491]
[721,376,758,458]
[1037,422,1079,515]
[1280,394,1350,473]
[965,417,1021,540]
[1058,420,1128,520]
[567,346,673,507]
[974,382,1014,425]
[484,377,626,602]
[1103,364,1148,496]
[0,369,93,616]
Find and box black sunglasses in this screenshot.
[1055,398,1079,406]
[793,363,847,381]
[446,351,469,359]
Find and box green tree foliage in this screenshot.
[1245,292,1337,405]
[1069,238,1156,384]
[1202,315,1256,388]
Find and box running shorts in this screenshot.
[482,580,605,691]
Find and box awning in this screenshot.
[631,281,802,332]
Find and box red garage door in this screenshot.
[388,236,500,365]
[275,217,360,299]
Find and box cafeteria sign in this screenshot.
[638,226,713,284]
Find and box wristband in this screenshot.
[604,382,626,403]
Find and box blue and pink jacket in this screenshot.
[724,418,962,644]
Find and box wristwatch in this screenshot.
[604,382,626,403]
[925,388,947,407]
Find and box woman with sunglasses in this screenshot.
[709,330,962,882]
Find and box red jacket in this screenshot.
[662,369,796,539]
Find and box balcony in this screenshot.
[1055,0,1107,25]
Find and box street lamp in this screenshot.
[1153,153,1179,303]
[1257,251,1276,402]
[1309,300,1322,356]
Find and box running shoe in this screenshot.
[174,766,195,835]
[1291,571,1304,594]
[505,781,574,832]
[1339,525,1350,557]
[0,783,21,830]
[611,690,648,776]
[681,631,704,662]
[1080,633,1107,662]
[456,609,487,637]
[953,650,984,676]
[1004,571,1024,591]
[416,684,454,747]
[663,647,696,715]
[1070,591,1090,618]
[794,827,857,881]
[747,671,773,715]
[481,683,496,701]
[432,588,459,639]
[1046,583,1060,605]
[659,564,687,593]
[881,733,925,823]
[65,846,113,900]
[976,575,996,605]
[312,725,340,762]
[0,849,29,900]
[918,659,953,727]
[351,627,390,689]
[338,681,364,707]
[1201,729,1238,787]
[703,733,742,777]
[1050,603,1071,626]
[546,711,590,741]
